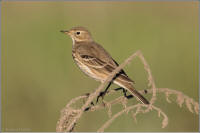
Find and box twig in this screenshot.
[97,104,168,132]
[65,51,141,131]
[56,51,198,132]
[137,51,157,104]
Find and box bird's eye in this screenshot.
[76,32,80,35]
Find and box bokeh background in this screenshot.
[2,1,199,132]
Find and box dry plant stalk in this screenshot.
[56,50,199,132]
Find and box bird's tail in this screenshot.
[125,86,149,104]
[114,75,149,104]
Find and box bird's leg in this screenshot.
[122,88,133,99]
[85,82,113,112]
[96,81,112,103]
[114,87,133,99]
[114,87,149,99]
[96,73,122,103]
[84,82,113,111]
[84,106,91,112]
[83,92,95,108]
[84,88,149,112]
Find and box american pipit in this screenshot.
[61,27,149,104]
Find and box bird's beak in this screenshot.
[60,30,69,34]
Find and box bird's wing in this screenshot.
[111,58,135,83]
[79,55,107,68]
[111,58,128,76]
[75,43,115,69]
[75,42,134,83]
[79,54,134,83]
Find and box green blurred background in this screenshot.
[2,1,199,132]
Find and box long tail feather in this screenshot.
[114,75,149,104]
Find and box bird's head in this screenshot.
[60,26,93,43]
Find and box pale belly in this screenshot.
[73,57,103,82]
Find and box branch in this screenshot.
[56,51,198,132]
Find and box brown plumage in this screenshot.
[61,26,149,104]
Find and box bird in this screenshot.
[60,26,149,104]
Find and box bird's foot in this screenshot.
[83,93,95,112]
[96,91,107,104]
[114,87,148,99]
[85,91,107,111]
[114,87,133,99]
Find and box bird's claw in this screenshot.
[96,91,106,104]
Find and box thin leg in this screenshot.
[84,93,95,106]
[84,107,90,112]
[85,82,113,111]
[122,88,133,99]
[96,71,123,103]
[114,87,149,99]
[84,88,148,112]
[84,82,113,111]
[96,81,112,103]
[114,87,133,99]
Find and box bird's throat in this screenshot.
[71,38,75,45]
